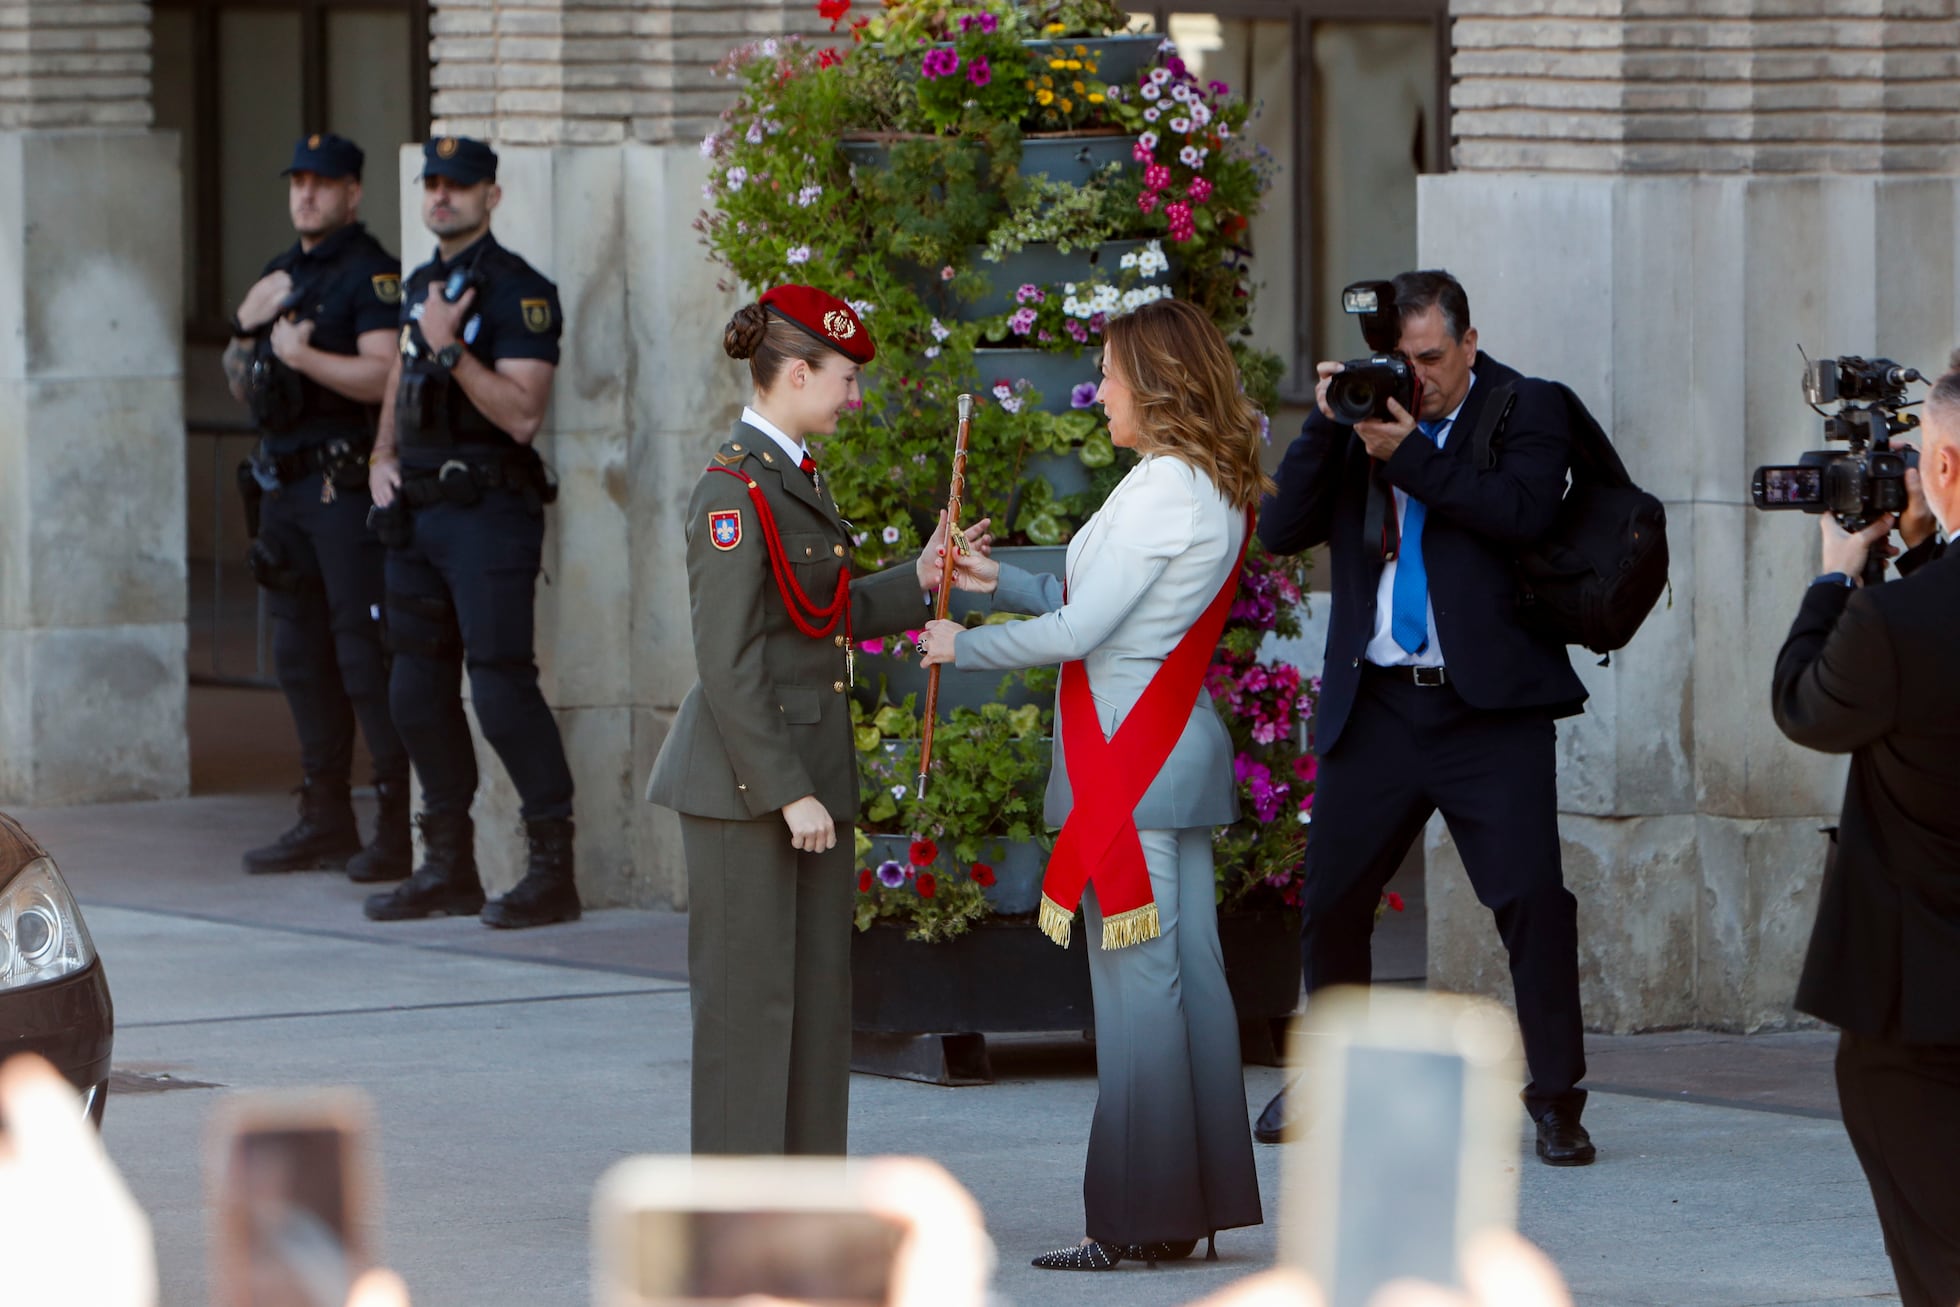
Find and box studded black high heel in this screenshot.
[1120,1239,1198,1264]
[1030,1240,1123,1271]
[1206,1231,1218,1261]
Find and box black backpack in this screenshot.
[1472,381,1669,658]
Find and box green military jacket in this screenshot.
[645,422,927,823]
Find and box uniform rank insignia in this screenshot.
[372,273,402,305]
[709,509,742,551]
[521,298,552,333]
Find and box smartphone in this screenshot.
[1279,986,1524,1307]
[208,1089,375,1307]
[592,1157,909,1307]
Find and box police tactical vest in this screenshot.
[252,229,391,439]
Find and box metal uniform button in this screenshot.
[833,544,845,557]
[737,782,748,791]
[1351,657,1361,668]
[833,680,844,693]
[805,546,812,556]
[834,635,845,647]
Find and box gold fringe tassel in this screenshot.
[1100,902,1162,951]
[1037,894,1074,948]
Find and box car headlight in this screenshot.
[0,856,96,992]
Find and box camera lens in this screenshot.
[1328,364,1395,425]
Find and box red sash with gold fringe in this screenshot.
[1038,510,1252,950]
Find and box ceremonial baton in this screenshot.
[916,392,973,801]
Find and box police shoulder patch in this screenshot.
[709,509,742,551]
[521,298,552,333]
[372,273,402,305]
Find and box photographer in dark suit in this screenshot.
[1256,271,1595,1165]
[1771,357,1960,1307]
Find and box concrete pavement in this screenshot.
[13,785,1902,1307]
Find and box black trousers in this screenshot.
[1301,667,1586,1118]
[383,488,573,822]
[257,471,408,787]
[1836,1030,1960,1307]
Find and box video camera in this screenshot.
[1751,354,1926,527]
[1326,280,1423,424]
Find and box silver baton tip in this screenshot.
[957,393,972,421]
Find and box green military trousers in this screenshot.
[681,813,856,1155]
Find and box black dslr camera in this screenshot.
[1751,354,1925,528]
[1325,280,1423,424]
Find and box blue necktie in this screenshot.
[1390,419,1449,656]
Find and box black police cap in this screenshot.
[282,133,365,180]
[419,136,498,186]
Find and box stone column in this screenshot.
[416,0,820,901]
[0,1,186,804]
[1417,0,1960,1030]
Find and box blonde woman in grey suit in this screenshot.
[920,297,1270,1272]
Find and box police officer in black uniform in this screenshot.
[363,136,579,930]
[226,133,413,884]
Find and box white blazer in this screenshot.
[955,453,1245,830]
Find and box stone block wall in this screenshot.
[1449,0,1960,175]
[0,2,186,806]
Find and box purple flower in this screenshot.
[921,48,960,78]
[1008,307,1038,335]
[1168,56,1188,78]
[967,54,992,86]
[1065,319,1090,343]
[1209,79,1230,97]
[876,860,908,888]
[979,11,997,32]
[1015,282,1045,305]
[1070,382,1099,409]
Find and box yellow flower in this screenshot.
[1049,58,1066,69]
[1074,44,1087,55]
[1060,97,1074,112]
[1073,80,1086,94]
[1088,92,1105,103]
[1065,59,1082,70]
[1037,89,1055,105]
[1045,21,1066,32]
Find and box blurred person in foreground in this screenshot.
[921,297,1267,1270]
[1770,352,1960,1307]
[0,1052,407,1307]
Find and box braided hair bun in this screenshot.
[723,302,771,360]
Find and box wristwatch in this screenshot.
[1812,571,1856,589]
[435,342,464,370]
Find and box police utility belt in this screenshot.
[397,454,558,509]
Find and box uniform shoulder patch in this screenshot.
[709,509,742,551]
[711,450,745,466]
[520,298,552,333]
[372,273,402,305]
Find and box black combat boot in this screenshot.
[347,778,413,884]
[242,777,362,875]
[481,817,582,929]
[362,810,485,920]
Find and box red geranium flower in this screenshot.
[817,0,851,30]
[858,868,873,892]
[818,46,844,69]
[1385,891,1406,913]
[917,873,937,899]
[970,863,996,886]
[909,839,938,867]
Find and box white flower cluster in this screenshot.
[723,166,747,193]
[786,245,811,266]
[699,132,720,158]
[795,183,824,207]
[1061,281,1122,319]
[848,299,875,317]
[1119,284,1173,312]
[1119,240,1171,279]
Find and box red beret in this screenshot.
[759,284,876,365]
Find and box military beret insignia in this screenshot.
[823,309,857,342]
[521,298,552,333]
[372,273,402,305]
[709,509,742,551]
[307,134,322,149]
[437,137,459,158]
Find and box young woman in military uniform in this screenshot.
[645,284,987,1156]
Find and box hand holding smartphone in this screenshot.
[1280,987,1525,1307]
[208,1089,375,1307]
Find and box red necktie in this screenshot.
[800,453,816,477]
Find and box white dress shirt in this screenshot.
[1365,375,1474,668]
[741,405,809,469]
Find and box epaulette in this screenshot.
[709,439,754,468]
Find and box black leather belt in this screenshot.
[1368,663,1449,686]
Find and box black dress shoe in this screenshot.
[1535,1108,1596,1166]
[1031,1240,1124,1271]
[1254,1078,1296,1144]
[1121,1239,1196,1263]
